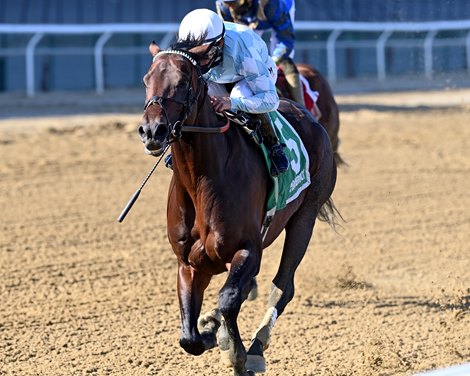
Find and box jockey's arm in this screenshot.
[263,0,295,58]
[215,1,234,22]
[230,73,280,114]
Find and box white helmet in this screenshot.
[178,9,225,44]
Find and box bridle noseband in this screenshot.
[144,49,204,138]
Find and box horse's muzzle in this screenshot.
[138,122,169,156]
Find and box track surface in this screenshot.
[1,89,469,375]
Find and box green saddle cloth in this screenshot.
[260,111,311,212]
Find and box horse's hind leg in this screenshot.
[246,204,321,373]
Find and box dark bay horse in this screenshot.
[138,39,338,376]
[276,63,345,166]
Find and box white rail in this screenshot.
[414,362,470,376]
[294,19,470,83]
[1,20,470,96]
[0,23,178,97]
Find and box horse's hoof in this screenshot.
[179,337,205,356]
[198,309,221,333]
[246,354,266,373]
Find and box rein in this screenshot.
[145,49,231,136]
[179,112,230,133]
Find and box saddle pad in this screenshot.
[299,75,319,114]
[261,111,311,211]
[276,67,318,115]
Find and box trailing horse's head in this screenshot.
[138,40,211,157]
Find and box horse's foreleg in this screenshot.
[247,210,319,373]
[177,262,214,355]
[218,247,260,376]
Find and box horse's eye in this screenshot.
[178,80,189,89]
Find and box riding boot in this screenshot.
[164,154,173,170]
[280,58,306,107]
[256,113,289,176]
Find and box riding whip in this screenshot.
[117,145,169,223]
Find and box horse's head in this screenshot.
[138,40,212,156]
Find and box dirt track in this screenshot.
[1,89,469,376]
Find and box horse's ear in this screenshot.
[149,41,161,57]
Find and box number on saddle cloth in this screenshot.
[264,111,311,212]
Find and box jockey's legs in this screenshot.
[279,57,305,107]
[267,1,304,107]
[256,113,289,176]
[164,153,173,170]
[220,80,288,176]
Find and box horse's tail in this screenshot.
[318,197,343,231]
[334,150,348,167]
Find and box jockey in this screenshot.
[176,8,289,176]
[216,0,305,107]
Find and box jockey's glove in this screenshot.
[272,43,288,64]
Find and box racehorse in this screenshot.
[276,63,345,166]
[138,38,338,376]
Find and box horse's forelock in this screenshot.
[170,32,211,63]
[171,33,206,52]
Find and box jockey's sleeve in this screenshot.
[209,22,279,113]
[230,73,279,113]
[230,54,279,113]
[216,1,233,22]
[263,0,295,56]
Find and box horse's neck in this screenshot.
[173,107,237,191]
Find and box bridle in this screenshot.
[144,49,230,140]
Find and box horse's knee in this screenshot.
[219,286,242,318]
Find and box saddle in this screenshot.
[224,109,310,212]
[222,111,263,144]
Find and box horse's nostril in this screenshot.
[138,125,145,138]
[138,123,169,142]
[155,124,168,138]
[138,124,152,141]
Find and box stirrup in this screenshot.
[269,143,289,176]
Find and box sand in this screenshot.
[1,89,469,376]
